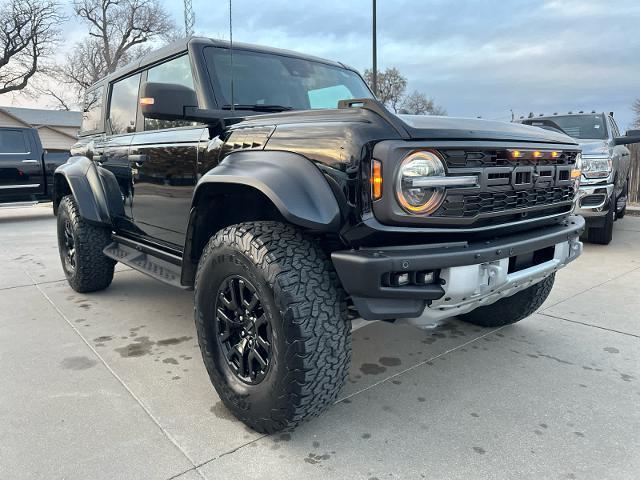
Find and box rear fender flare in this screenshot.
[53,156,124,225]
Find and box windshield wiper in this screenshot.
[222,104,293,112]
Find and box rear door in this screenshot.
[129,54,204,247]
[99,73,142,224]
[608,116,631,189]
[0,128,45,198]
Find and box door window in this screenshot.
[144,55,199,131]
[81,86,104,133]
[609,117,620,137]
[0,130,28,154]
[108,74,141,135]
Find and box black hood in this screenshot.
[397,114,579,145]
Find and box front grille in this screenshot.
[425,147,578,226]
[435,185,575,218]
[441,149,578,168]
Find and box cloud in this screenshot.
[187,0,639,127]
[4,0,638,128]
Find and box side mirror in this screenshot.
[139,82,198,120]
[614,129,640,146]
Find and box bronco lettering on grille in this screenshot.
[452,165,574,191]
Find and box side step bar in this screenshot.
[0,201,39,209]
[103,235,188,290]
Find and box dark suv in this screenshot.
[54,37,585,432]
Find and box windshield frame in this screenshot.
[203,46,374,111]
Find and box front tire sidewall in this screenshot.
[195,247,287,424]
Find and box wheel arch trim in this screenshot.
[54,156,124,225]
[193,150,341,231]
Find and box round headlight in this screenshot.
[395,151,446,214]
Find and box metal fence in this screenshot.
[630,143,640,204]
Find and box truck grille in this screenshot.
[441,149,578,168]
[434,185,575,218]
[434,148,578,225]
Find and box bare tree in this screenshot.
[0,0,62,95]
[44,0,177,108]
[633,99,640,127]
[364,67,445,115]
[402,90,446,116]
[364,67,407,113]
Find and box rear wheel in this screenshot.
[457,274,555,327]
[56,195,115,293]
[195,221,351,433]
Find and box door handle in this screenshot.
[21,159,39,164]
[128,154,148,165]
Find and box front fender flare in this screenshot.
[195,150,341,231]
[54,156,124,225]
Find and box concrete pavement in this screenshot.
[0,204,638,480]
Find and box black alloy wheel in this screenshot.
[61,218,76,272]
[215,275,272,384]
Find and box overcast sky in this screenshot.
[3,0,639,129]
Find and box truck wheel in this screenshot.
[457,274,555,328]
[616,179,628,220]
[56,195,115,293]
[195,221,351,433]
[586,195,615,245]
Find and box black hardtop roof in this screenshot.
[94,36,347,88]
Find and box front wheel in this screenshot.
[586,194,615,245]
[195,221,351,433]
[457,274,555,327]
[56,195,115,293]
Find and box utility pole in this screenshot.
[372,0,377,96]
[184,0,195,37]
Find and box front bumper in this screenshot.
[576,183,614,219]
[332,215,585,321]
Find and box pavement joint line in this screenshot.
[22,269,207,480]
[539,311,640,339]
[335,325,507,404]
[541,264,640,311]
[190,434,269,472]
[0,268,133,291]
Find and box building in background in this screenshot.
[0,107,81,152]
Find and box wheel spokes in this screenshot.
[214,274,271,385]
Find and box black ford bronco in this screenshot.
[54,37,584,432]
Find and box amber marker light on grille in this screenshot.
[371,160,383,200]
[551,151,559,158]
[510,150,522,159]
[140,97,155,105]
[533,150,542,158]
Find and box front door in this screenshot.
[0,128,45,199]
[129,126,204,246]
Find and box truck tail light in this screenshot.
[371,160,383,200]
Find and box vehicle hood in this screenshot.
[577,139,609,156]
[396,114,578,145]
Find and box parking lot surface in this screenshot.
[1,204,638,480]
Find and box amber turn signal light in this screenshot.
[371,160,383,200]
[571,169,581,179]
[140,97,155,105]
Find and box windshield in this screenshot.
[540,114,608,140]
[204,47,373,110]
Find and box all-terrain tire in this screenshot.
[586,194,615,245]
[57,195,115,293]
[194,221,351,433]
[457,274,555,328]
